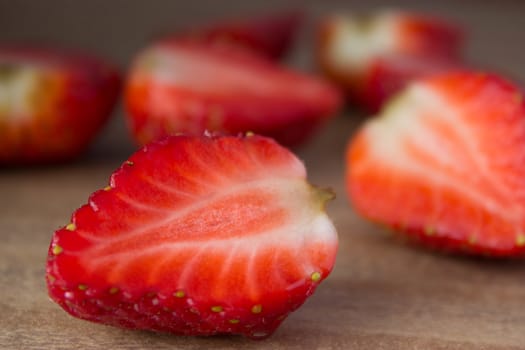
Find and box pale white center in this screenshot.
[327,12,399,74]
[0,66,46,119]
[136,45,323,100]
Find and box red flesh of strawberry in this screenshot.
[347,72,525,256]
[125,40,342,147]
[0,47,120,164]
[47,134,338,339]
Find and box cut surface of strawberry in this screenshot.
[347,72,525,256]
[125,40,342,147]
[176,10,302,61]
[0,46,120,164]
[47,134,338,339]
[317,11,463,112]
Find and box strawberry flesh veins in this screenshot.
[347,72,525,256]
[47,134,338,338]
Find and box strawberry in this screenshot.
[317,10,463,112]
[347,71,525,256]
[176,10,302,61]
[46,133,338,339]
[0,46,121,164]
[124,40,342,147]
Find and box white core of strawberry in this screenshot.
[326,12,399,74]
[141,46,265,91]
[0,65,48,119]
[364,84,462,167]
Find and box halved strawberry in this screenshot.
[347,71,525,256]
[175,10,302,61]
[47,133,338,339]
[0,46,121,164]
[125,40,342,147]
[317,10,463,112]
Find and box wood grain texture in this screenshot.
[1,1,525,349]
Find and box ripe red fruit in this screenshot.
[47,133,338,339]
[176,10,302,61]
[0,47,120,164]
[347,71,525,256]
[125,40,342,147]
[317,11,463,112]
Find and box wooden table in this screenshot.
[2,1,525,349]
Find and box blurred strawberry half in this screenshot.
[47,133,338,339]
[317,10,464,112]
[175,10,303,61]
[0,47,121,165]
[347,71,525,256]
[125,40,342,147]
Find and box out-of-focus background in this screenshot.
[2,1,525,349]
[1,0,524,159]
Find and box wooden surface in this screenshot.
[2,1,525,349]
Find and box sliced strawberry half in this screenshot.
[126,41,341,145]
[47,133,338,339]
[175,10,302,61]
[125,40,342,147]
[347,71,525,256]
[0,46,121,164]
[317,10,463,112]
